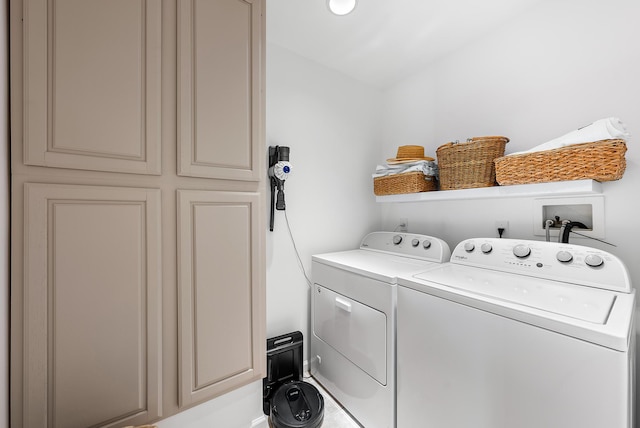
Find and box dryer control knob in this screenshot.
[481,243,493,254]
[423,240,431,250]
[393,235,403,245]
[585,254,604,268]
[463,242,475,252]
[513,244,531,258]
[412,239,420,247]
[556,251,573,263]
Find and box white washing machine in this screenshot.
[397,238,636,428]
[310,232,451,428]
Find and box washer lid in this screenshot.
[402,264,635,351]
[414,264,614,324]
[312,249,441,283]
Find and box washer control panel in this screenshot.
[360,232,451,263]
[452,238,631,293]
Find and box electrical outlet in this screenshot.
[495,220,509,238]
[399,218,408,232]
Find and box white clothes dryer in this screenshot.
[397,238,636,428]
[310,232,451,428]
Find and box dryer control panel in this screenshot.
[360,232,451,263]
[452,238,631,293]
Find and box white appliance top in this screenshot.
[449,238,631,293]
[398,238,635,351]
[312,232,451,283]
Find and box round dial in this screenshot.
[585,254,604,268]
[411,239,420,247]
[393,235,403,245]
[422,240,431,250]
[463,242,475,252]
[480,243,493,254]
[556,251,573,263]
[513,244,531,258]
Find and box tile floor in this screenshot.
[305,376,363,428]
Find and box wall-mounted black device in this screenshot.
[268,146,291,231]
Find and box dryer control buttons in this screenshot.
[556,251,573,263]
[393,235,403,245]
[412,239,420,247]
[464,242,475,252]
[423,240,431,250]
[513,244,531,258]
[585,254,604,268]
[481,243,493,254]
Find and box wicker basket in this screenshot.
[436,136,508,190]
[494,139,626,185]
[373,172,437,196]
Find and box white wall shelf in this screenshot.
[375,180,602,203]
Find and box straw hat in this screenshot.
[386,145,435,164]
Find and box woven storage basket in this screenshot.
[373,172,437,196]
[494,139,626,185]
[436,136,508,190]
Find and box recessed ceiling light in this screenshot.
[327,0,357,16]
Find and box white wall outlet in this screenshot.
[399,218,408,232]
[495,220,509,238]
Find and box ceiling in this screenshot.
[267,0,544,89]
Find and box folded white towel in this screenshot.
[508,117,629,156]
[372,160,438,178]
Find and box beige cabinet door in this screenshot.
[23,0,162,175]
[177,189,266,407]
[178,0,264,181]
[12,0,266,425]
[23,183,162,428]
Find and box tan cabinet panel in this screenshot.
[23,0,161,174]
[23,183,162,427]
[178,0,264,181]
[12,0,266,424]
[177,190,265,407]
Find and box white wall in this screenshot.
[381,0,640,268]
[266,43,383,353]
[263,3,640,425]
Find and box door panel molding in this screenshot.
[24,183,162,427]
[23,0,162,174]
[177,0,263,181]
[177,189,265,407]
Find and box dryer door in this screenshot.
[313,285,387,385]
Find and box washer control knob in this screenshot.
[412,239,420,247]
[481,243,493,254]
[556,251,573,263]
[513,244,531,258]
[585,254,604,268]
[393,235,403,245]
[422,240,431,250]
[463,242,475,252]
